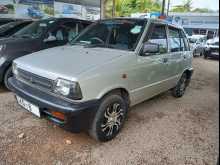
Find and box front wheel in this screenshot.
[89,94,128,142]
[4,67,13,89]
[172,73,188,98]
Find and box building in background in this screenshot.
[15,0,54,19]
[0,0,100,21]
[131,11,219,38]
[169,12,219,38]
[54,0,100,20]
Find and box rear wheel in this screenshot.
[172,73,188,98]
[89,93,128,142]
[4,67,12,89]
[193,51,196,57]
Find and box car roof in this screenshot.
[43,17,92,24]
[100,17,184,30]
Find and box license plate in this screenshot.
[16,96,41,118]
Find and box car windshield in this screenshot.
[71,19,146,51]
[0,21,18,33]
[13,19,56,39]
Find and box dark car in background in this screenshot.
[0,20,33,38]
[0,18,23,26]
[0,18,92,88]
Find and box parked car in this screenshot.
[188,35,207,57]
[204,37,219,59]
[0,18,22,26]
[0,20,33,38]
[27,6,44,19]
[0,18,91,88]
[9,18,194,142]
[0,5,9,14]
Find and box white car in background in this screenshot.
[204,37,219,59]
[188,35,207,57]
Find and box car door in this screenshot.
[166,27,185,81]
[179,30,192,71]
[131,23,171,104]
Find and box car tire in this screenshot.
[200,51,204,57]
[4,66,12,89]
[172,73,188,98]
[89,93,128,142]
[204,50,209,59]
[193,51,196,57]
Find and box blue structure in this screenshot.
[19,0,54,5]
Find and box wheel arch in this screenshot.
[98,87,131,107]
[184,68,194,80]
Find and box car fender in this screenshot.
[97,84,130,100]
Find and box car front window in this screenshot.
[0,22,17,33]
[71,19,146,51]
[13,19,55,39]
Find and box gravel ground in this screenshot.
[0,57,219,165]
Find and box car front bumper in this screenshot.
[205,48,219,59]
[8,77,100,133]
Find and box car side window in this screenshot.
[47,22,79,42]
[147,24,168,54]
[47,26,68,42]
[181,30,190,51]
[168,27,181,52]
[9,22,31,35]
[179,31,186,51]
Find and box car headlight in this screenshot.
[12,62,18,76]
[54,78,82,100]
[0,45,5,52]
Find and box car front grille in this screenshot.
[210,48,219,53]
[16,68,54,91]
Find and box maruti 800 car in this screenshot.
[9,18,194,142]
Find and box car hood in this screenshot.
[15,45,125,81]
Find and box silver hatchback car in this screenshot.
[9,18,194,142]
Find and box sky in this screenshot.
[169,0,219,10]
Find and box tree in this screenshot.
[192,8,213,13]
[171,0,193,12]
[113,0,162,17]
[171,0,212,13]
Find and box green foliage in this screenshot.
[171,0,211,13]
[192,8,213,13]
[171,0,192,12]
[44,7,54,16]
[104,0,212,18]
[105,0,162,17]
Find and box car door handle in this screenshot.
[158,58,169,64]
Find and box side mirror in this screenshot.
[44,35,57,42]
[142,42,160,55]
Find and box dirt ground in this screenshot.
[0,58,219,165]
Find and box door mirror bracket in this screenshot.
[44,35,57,43]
